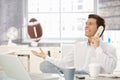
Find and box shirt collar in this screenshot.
[87,38,103,46]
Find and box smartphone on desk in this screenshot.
[76,75,89,80]
[75,70,89,80]
[94,26,104,37]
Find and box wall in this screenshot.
[98,0,120,30]
[0,0,26,44]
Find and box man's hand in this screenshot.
[31,48,46,59]
[91,34,100,48]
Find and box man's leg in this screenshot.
[40,61,89,75]
[40,61,63,73]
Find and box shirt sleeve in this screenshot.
[95,45,117,73]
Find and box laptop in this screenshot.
[0,54,60,80]
[0,54,32,80]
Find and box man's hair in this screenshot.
[88,14,105,37]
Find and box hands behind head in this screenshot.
[31,48,46,59]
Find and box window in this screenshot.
[22,0,97,43]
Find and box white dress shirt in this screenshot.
[45,40,117,73]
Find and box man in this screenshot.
[32,14,117,74]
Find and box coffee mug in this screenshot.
[62,67,75,80]
[88,63,101,78]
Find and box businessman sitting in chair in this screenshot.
[31,14,117,74]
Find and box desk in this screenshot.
[89,77,120,80]
[76,75,120,80]
[30,73,120,80]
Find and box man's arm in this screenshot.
[31,48,74,68]
[95,45,117,73]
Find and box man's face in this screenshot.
[85,18,98,38]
